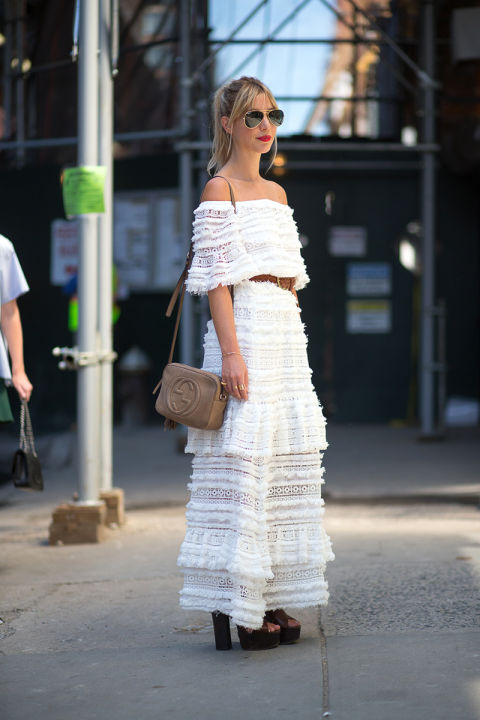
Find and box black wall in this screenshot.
[0,152,478,430]
[284,161,418,422]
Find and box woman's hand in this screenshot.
[222,353,248,401]
[207,284,248,401]
[12,370,33,402]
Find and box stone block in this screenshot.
[99,488,126,526]
[48,502,107,545]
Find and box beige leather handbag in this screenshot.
[155,362,228,431]
[153,176,236,430]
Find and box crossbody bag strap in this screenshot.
[211,175,237,212]
[161,177,237,373]
[164,243,194,365]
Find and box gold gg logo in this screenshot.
[167,378,200,415]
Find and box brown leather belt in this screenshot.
[250,274,296,293]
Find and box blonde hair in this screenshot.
[207,76,279,176]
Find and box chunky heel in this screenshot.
[212,611,232,650]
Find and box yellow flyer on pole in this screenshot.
[62,166,106,216]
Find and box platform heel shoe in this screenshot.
[265,609,301,644]
[236,621,281,651]
[212,611,232,650]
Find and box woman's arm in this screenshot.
[200,176,248,401]
[208,285,248,401]
[1,299,33,401]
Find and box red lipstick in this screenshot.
[257,135,272,142]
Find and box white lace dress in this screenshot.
[177,199,335,629]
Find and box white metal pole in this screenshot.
[420,0,436,436]
[98,0,114,492]
[179,0,193,367]
[77,0,100,504]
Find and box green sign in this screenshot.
[62,166,106,216]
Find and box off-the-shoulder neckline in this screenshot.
[197,198,292,209]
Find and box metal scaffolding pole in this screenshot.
[3,1,13,140]
[178,140,438,152]
[420,0,436,437]
[98,0,114,492]
[15,0,25,166]
[191,0,268,84]
[223,0,313,84]
[179,0,193,367]
[77,0,100,504]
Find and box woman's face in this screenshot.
[223,92,278,156]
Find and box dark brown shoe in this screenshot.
[236,620,281,650]
[264,609,301,644]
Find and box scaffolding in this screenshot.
[0,0,444,510]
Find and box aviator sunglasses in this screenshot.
[244,109,284,129]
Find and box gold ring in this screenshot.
[238,384,245,390]
[234,384,239,389]
[220,381,227,386]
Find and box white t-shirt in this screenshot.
[0,234,29,380]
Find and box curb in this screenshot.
[323,490,480,506]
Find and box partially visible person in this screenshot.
[0,235,32,422]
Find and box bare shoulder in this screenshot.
[201,176,232,202]
[265,180,288,205]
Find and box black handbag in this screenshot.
[11,399,43,492]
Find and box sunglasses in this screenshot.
[244,109,284,129]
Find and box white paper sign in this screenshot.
[51,190,181,292]
[114,198,151,287]
[114,191,182,291]
[50,219,79,285]
[328,226,367,257]
[153,196,184,290]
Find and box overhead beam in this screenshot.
[221,0,314,84]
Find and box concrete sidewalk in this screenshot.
[1,501,479,719]
[1,422,479,511]
[1,423,479,719]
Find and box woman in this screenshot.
[177,76,334,651]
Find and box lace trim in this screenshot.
[179,565,332,628]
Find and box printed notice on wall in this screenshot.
[51,190,181,291]
[50,219,79,285]
[113,190,181,292]
[153,196,184,291]
[346,300,391,333]
[346,263,392,296]
[114,198,151,287]
[328,226,367,257]
[62,166,106,216]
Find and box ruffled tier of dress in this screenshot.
[178,450,334,628]
[186,280,328,457]
[186,201,309,295]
